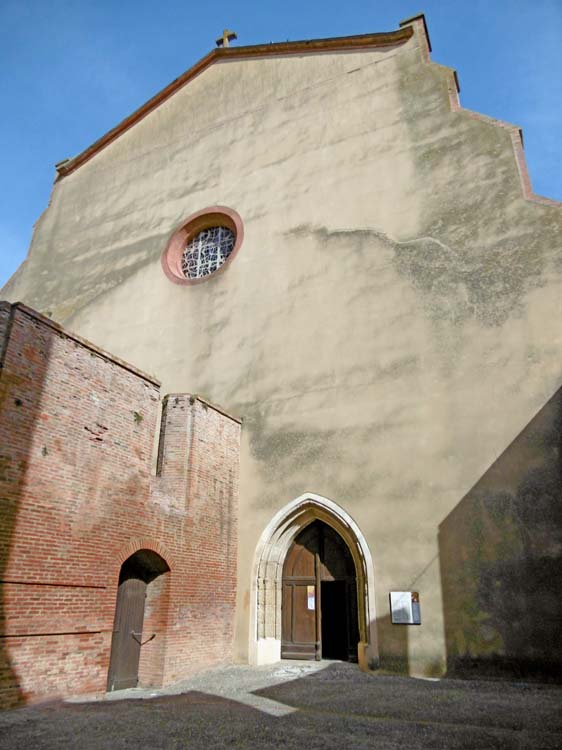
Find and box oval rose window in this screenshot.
[162,207,243,285]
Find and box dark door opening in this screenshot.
[321,580,349,660]
[281,520,359,662]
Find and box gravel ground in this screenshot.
[0,662,561,749]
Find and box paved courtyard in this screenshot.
[1,662,561,749]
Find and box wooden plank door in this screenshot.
[281,524,320,659]
[107,577,147,690]
[282,521,359,662]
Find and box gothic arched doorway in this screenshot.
[251,493,378,669]
[282,520,359,661]
[107,549,170,691]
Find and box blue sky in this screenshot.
[0,0,560,288]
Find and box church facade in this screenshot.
[2,14,562,705]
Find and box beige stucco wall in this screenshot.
[3,22,562,676]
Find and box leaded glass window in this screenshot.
[181,226,236,280]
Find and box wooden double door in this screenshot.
[281,520,359,661]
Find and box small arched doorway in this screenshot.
[282,520,359,661]
[107,549,170,691]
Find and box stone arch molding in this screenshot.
[250,493,379,669]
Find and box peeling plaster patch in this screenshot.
[392,234,545,327]
[392,56,562,329]
[286,223,547,327]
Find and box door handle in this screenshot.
[131,631,156,646]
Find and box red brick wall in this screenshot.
[137,571,171,687]
[154,395,240,683]
[0,303,240,708]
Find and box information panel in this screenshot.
[390,591,421,625]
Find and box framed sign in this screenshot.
[390,591,421,625]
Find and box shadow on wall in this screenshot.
[0,304,51,707]
[375,614,409,674]
[439,386,562,682]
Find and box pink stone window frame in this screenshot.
[161,206,244,285]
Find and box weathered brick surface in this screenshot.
[137,571,171,687]
[0,303,240,708]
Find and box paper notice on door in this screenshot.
[307,585,315,610]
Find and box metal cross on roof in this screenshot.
[216,29,237,47]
